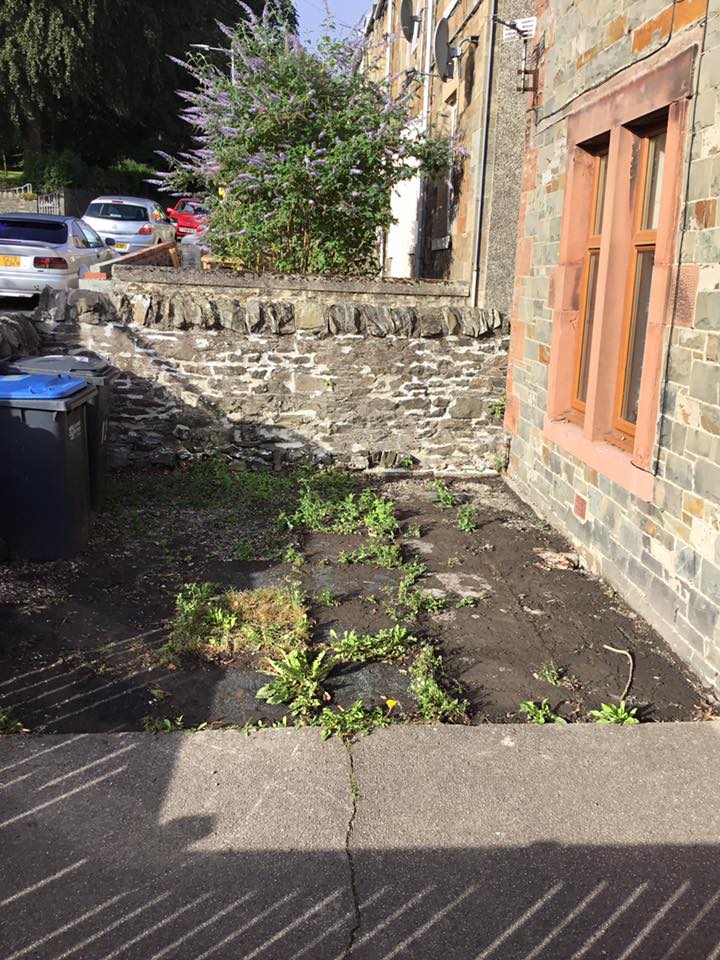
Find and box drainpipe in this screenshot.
[470,0,498,306]
[380,0,394,277]
[414,0,435,278]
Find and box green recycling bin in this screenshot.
[0,373,97,560]
[0,353,118,511]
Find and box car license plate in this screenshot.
[114,243,129,251]
[0,255,20,268]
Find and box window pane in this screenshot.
[642,131,666,230]
[86,202,149,222]
[621,249,655,424]
[593,154,608,235]
[576,252,600,403]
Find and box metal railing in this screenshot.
[0,181,33,196]
[37,191,62,215]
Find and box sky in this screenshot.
[295,0,372,39]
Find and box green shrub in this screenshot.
[159,11,451,275]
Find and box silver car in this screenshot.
[0,213,111,298]
[83,196,175,254]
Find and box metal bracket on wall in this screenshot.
[494,16,538,93]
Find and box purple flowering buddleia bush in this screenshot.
[155,1,450,275]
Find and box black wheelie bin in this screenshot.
[0,373,97,560]
[0,353,118,510]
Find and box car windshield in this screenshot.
[185,203,208,214]
[0,219,68,244]
[86,202,149,222]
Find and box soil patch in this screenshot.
[0,465,714,734]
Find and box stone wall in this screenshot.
[36,284,508,472]
[103,264,471,306]
[505,0,720,689]
[0,313,40,358]
[0,194,37,215]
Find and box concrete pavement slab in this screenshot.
[349,724,720,959]
[2,724,720,959]
[0,730,354,960]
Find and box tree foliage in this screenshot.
[159,3,450,276]
[0,0,296,167]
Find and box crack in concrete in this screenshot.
[342,742,361,959]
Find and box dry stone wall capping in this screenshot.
[34,280,509,473]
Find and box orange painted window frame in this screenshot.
[544,46,694,502]
[571,151,607,417]
[612,127,666,445]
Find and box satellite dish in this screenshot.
[435,17,462,82]
[400,0,422,43]
[434,17,460,81]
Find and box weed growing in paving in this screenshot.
[338,542,404,569]
[142,716,216,733]
[283,544,305,567]
[456,596,477,609]
[456,504,478,533]
[410,645,468,723]
[589,701,640,725]
[533,661,581,690]
[331,625,417,663]
[429,479,457,509]
[143,715,185,733]
[405,522,423,539]
[533,662,566,686]
[0,706,25,734]
[363,491,400,540]
[232,538,256,561]
[109,458,296,513]
[519,699,567,724]
[279,472,398,540]
[168,583,235,656]
[166,583,310,659]
[313,699,397,741]
[314,588,338,608]
[256,649,334,718]
[385,560,448,622]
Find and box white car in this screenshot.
[0,213,111,298]
[83,196,176,254]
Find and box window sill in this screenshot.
[544,415,655,501]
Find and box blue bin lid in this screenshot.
[0,373,88,400]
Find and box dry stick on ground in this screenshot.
[602,643,635,701]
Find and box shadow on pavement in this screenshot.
[0,730,719,959]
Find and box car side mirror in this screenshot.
[105,238,115,246]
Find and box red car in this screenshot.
[166,198,209,238]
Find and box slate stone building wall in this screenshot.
[36,285,508,473]
[505,0,720,687]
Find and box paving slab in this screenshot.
[350,724,720,959]
[0,730,353,960]
[1,725,720,959]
